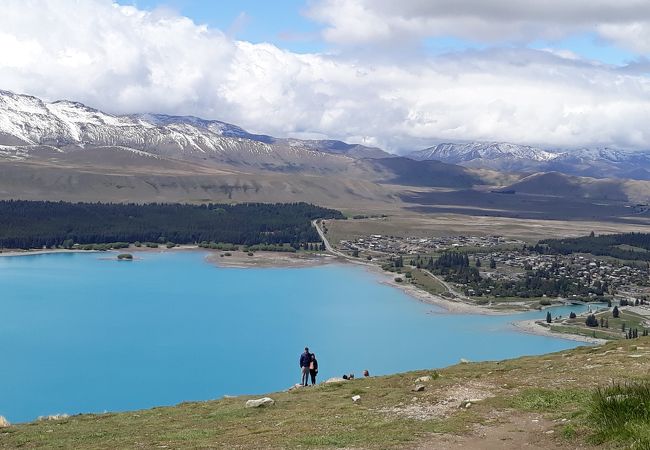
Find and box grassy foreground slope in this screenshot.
[1,338,649,450]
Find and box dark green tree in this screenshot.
[585,314,599,327]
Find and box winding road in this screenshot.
[313,219,467,300]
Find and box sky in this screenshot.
[2,0,650,152]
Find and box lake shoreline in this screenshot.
[511,319,607,345]
[0,246,605,342]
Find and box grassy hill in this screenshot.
[1,338,649,449]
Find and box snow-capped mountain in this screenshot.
[408,142,557,165]
[0,89,388,172]
[407,142,650,181]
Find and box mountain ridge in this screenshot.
[407,142,650,181]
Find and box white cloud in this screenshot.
[307,0,650,50]
[2,0,650,151]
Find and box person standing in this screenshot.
[299,347,311,386]
[309,353,318,385]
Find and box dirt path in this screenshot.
[414,413,594,450]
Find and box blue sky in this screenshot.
[119,0,639,65]
[120,0,325,53]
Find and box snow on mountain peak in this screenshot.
[408,142,559,163]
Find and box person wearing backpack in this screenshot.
[309,352,318,385]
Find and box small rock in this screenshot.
[415,376,432,383]
[412,384,426,392]
[545,430,555,434]
[460,358,470,364]
[352,395,361,402]
[288,384,303,391]
[245,397,275,408]
[0,416,9,428]
[465,402,472,408]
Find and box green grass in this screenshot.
[589,381,650,449]
[1,339,649,449]
[408,268,447,295]
[549,324,618,340]
[511,388,591,413]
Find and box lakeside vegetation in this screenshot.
[1,339,648,449]
[0,200,344,249]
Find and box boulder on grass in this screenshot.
[324,377,347,384]
[245,397,275,408]
[415,376,432,383]
[0,416,9,428]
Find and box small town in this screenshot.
[340,232,650,314]
[340,234,525,255]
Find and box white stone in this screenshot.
[415,376,432,383]
[0,416,9,428]
[245,397,275,408]
[352,395,361,402]
[324,377,347,384]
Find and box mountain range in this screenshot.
[407,142,650,181]
[1,89,649,212]
[0,89,481,207]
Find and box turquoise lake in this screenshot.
[0,251,596,423]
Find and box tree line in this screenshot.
[0,200,344,249]
[538,232,650,261]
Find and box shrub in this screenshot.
[117,253,133,260]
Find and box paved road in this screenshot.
[312,220,347,258]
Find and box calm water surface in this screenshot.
[0,252,596,422]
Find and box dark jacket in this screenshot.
[300,351,310,368]
[310,356,318,372]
